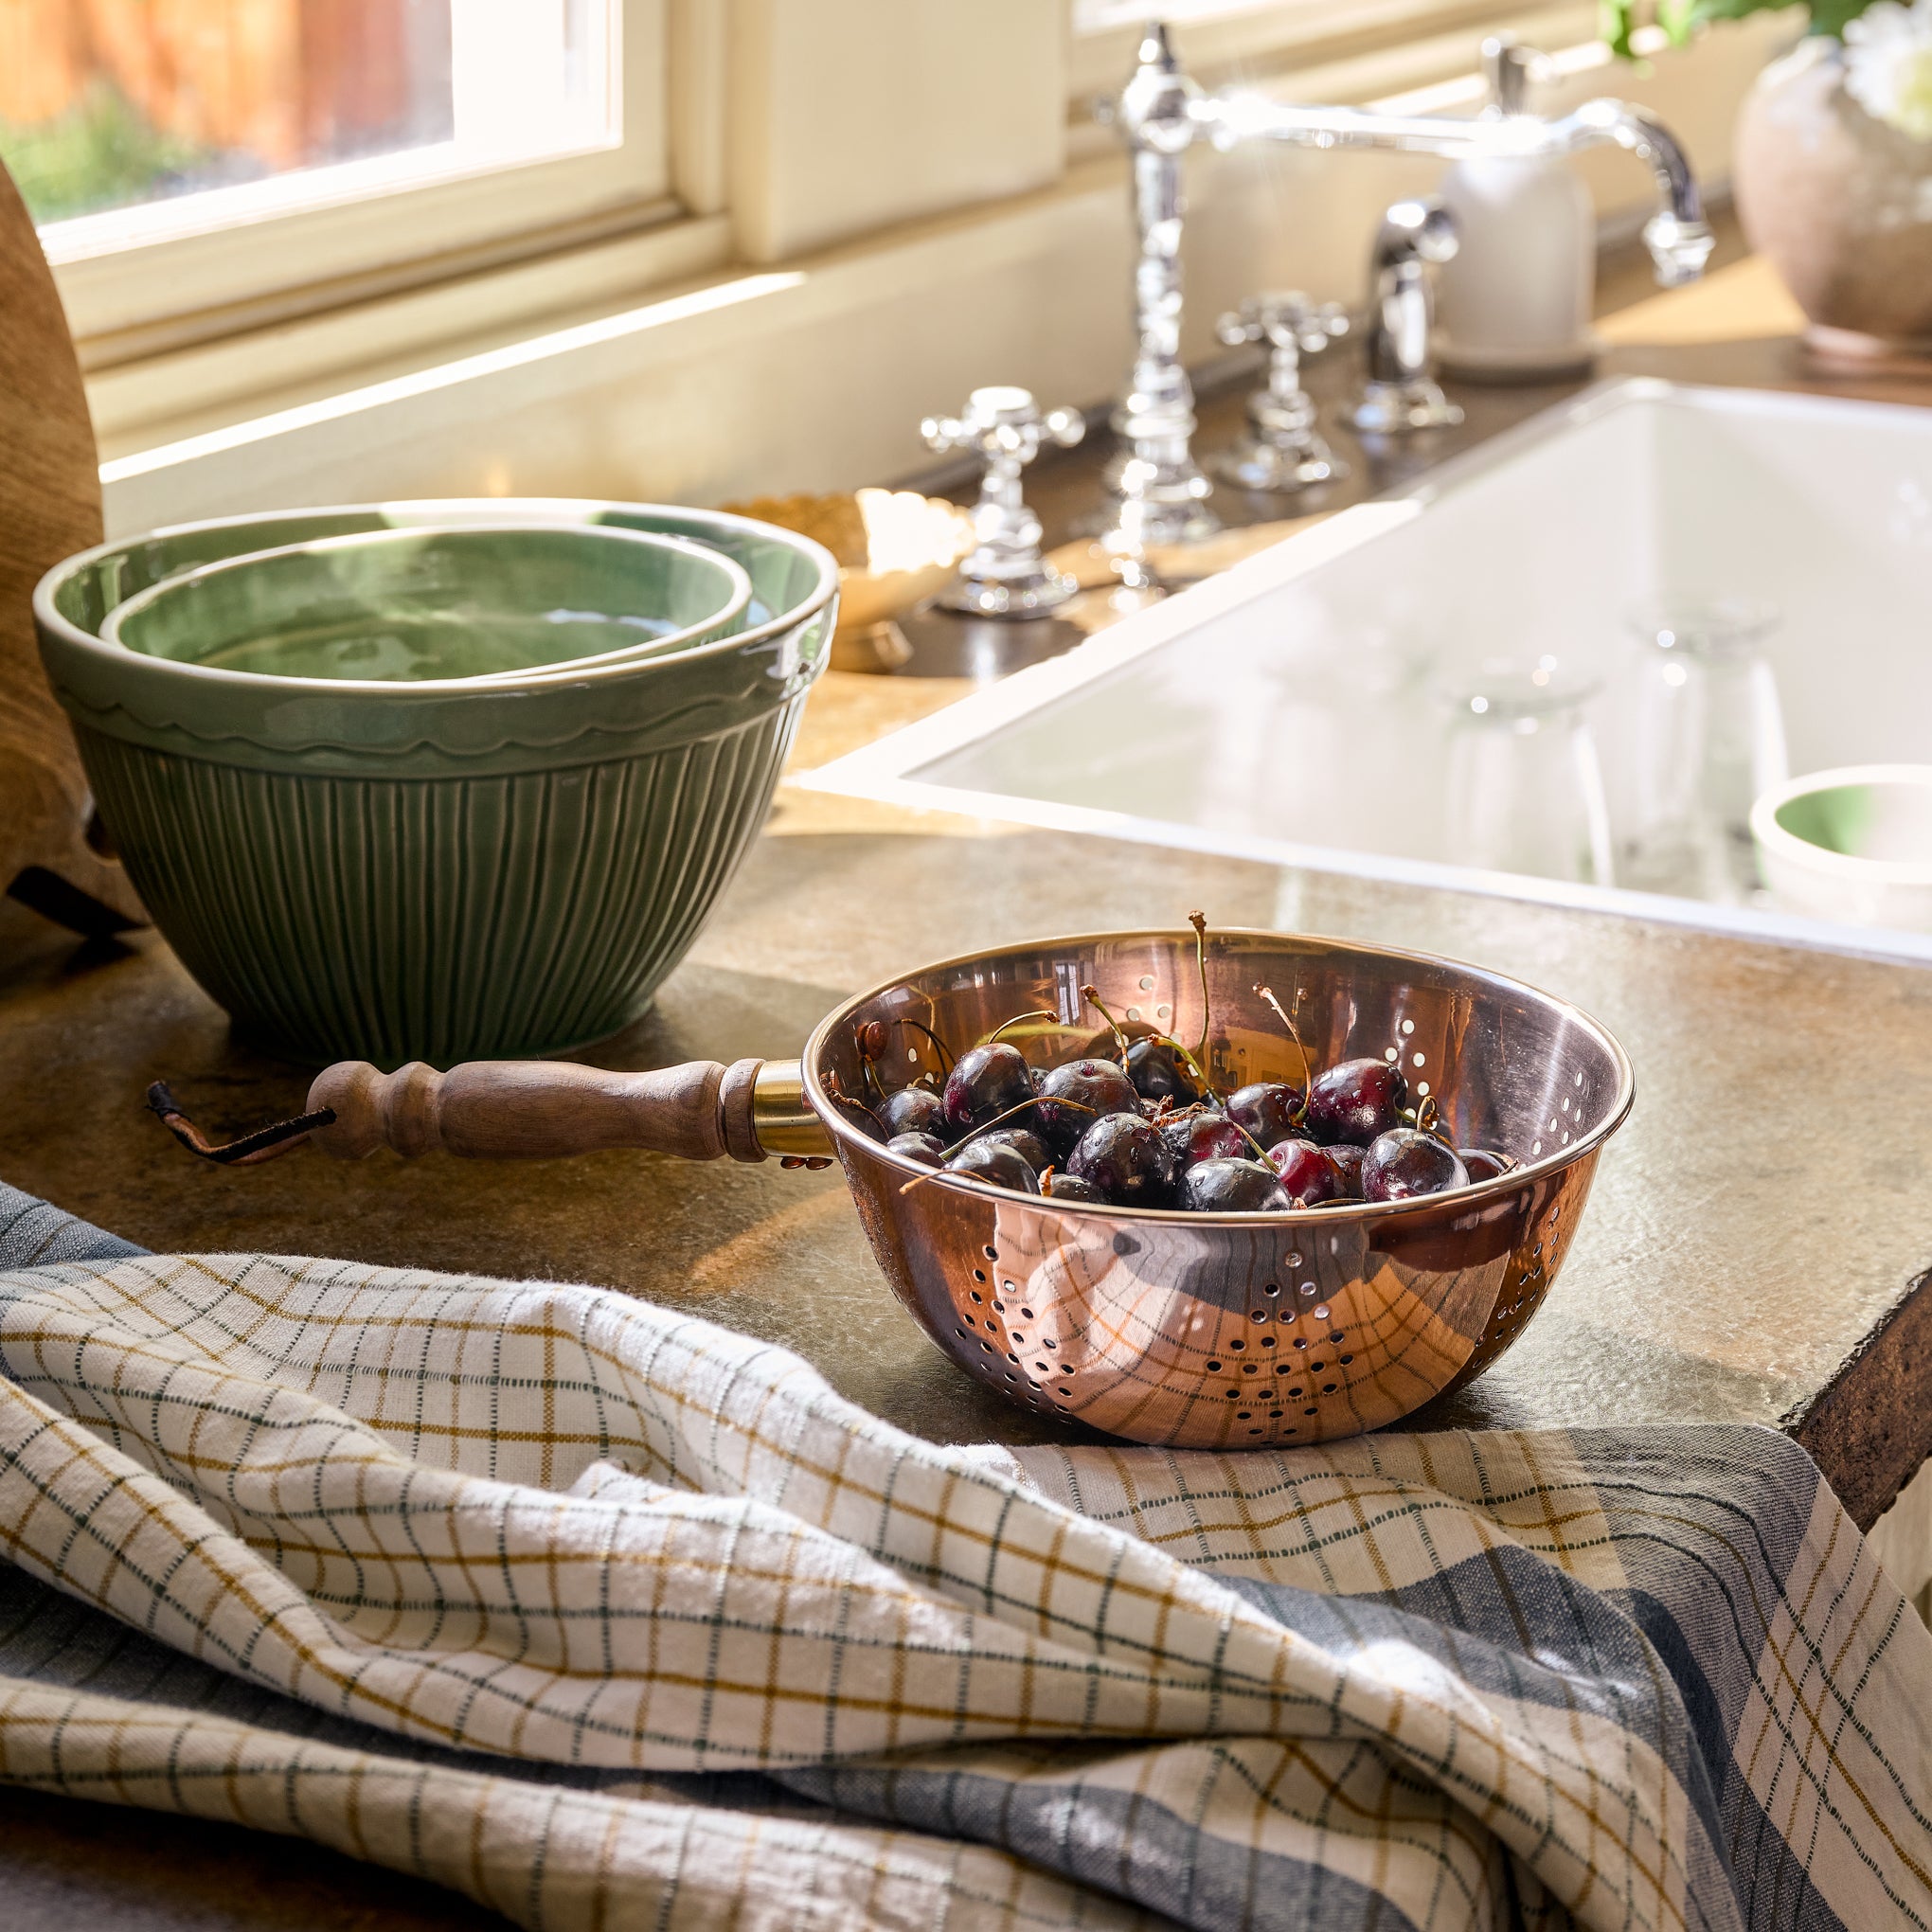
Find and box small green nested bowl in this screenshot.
[35,501,838,1067]
[103,524,754,687]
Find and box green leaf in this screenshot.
[1601,0,1642,59]
[1802,0,1878,32]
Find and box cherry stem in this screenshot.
[892,1017,955,1076]
[1080,984,1134,1071]
[1189,910,1212,1069]
[983,1008,1060,1046]
[824,1069,886,1136]
[1254,983,1315,1093]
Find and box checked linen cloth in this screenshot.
[0,1188,1924,1931]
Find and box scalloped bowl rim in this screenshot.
[35,497,841,701]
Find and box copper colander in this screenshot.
[162,927,1635,1449]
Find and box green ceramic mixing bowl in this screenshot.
[35,501,837,1066]
[103,523,754,685]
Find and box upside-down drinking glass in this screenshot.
[1621,595,1787,903]
[1440,656,1614,886]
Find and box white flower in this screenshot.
[1845,0,1932,140]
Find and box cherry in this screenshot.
[976,1126,1052,1172]
[1225,1082,1303,1148]
[946,1137,1040,1193]
[1304,1058,1407,1146]
[1126,1035,1203,1104]
[1324,1142,1366,1198]
[1181,1157,1292,1213]
[1066,1113,1177,1208]
[1035,1058,1139,1153]
[1361,1129,1466,1202]
[887,1132,944,1168]
[881,1086,945,1140]
[1160,1110,1248,1169]
[1265,1137,1341,1208]
[1458,1148,1515,1183]
[1043,1171,1105,1203]
[942,1042,1034,1133]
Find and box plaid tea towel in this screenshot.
[0,1184,1924,1931]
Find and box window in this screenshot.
[2,0,671,347]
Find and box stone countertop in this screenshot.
[5,254,1932,1929]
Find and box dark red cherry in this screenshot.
[1265,1137,1341,1208]
[1458,1148,1516,1183]
[945,1137,1039,1194]
[1035,1057,1139,1153]
[1324,1142,1365,1198]
[1126,1035,1203,1103]
[1160,1110,1249,1170]
[942,1042,1035,1133]
[1361,1129,1466,1202]
[1066,1113,1177,1208]
[1304,1058,1407,1146]
[1180,1156,1291,1213]
[881,1086,945,1139]
[887,1132,944,1168]
[1225,1082,1303,1148]
[975,1126,1052,1172]
[1043,1171,1106,1203]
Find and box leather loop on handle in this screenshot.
[306,1058,772,1163]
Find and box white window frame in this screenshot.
[42,0,673,349]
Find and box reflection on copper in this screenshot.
[812,929,1631,1448]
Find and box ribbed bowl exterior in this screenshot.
[77,699,804,1064]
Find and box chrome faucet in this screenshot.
[1351,201,1463,437]
[1099,21,1713,546]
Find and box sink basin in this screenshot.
[801,379,1932,962]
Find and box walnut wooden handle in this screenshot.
[306,1058,778,1163]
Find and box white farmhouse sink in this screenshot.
[801,379,1932,961]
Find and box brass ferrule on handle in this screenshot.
[305,1056,832,1164]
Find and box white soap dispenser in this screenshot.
[1436,37,1597,380]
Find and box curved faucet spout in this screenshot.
[1553,99,1713,286]
[1198,89,1714,289]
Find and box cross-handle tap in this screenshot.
[1100,27,1712,532]
[1212,292,1351,493]
[921,385,1084,618]
[1352,201,1464,437]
